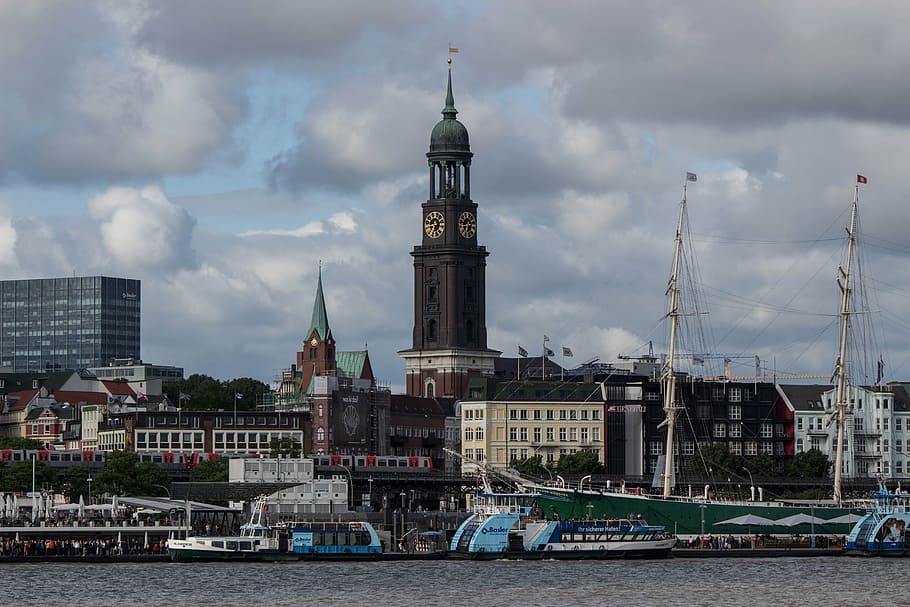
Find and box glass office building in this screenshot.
[0,276,140,372]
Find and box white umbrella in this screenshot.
[714,514,777,526]
[12,494,18,519]
[773,513,828,526]
[112,495,119,516]
[31,494,38,522]
[1,494,8,518]
[78,494,85,519]
[143,530,149,549]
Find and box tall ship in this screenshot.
[536,175,870,536]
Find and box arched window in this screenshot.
[427,319,437,341]
[425,379,436,398]
[316,427,325,442]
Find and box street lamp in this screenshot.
[742,466,754,501]
[87,476,93,506]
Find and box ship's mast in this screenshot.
[660,179,689,498]
[832,185,859,505]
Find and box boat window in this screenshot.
[239,542,252,551]
[212,541,224,548]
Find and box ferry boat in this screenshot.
[846,482,910,556]
[450,491,676,559]
[168,496,384,562]
[168,496,291,562]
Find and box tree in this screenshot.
[0,437,42,449]
[269,437,302,458]
[786,448,831,479]
[164,374,271,411]
[61,465,91,502]
[190,456,228,482]
[556,450,604,476]
[745,453,779,478]
[0,460,56,493]
[510,455,551,479]
[684,443,742,479]
[92,450,166,496]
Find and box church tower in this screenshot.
[399,60,500,398]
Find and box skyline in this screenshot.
[3,2,910,391]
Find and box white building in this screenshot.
[228,457,349,515]
[779,383,910,479]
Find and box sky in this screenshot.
[3,0,910,391]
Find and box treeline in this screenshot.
[161,374,270,412]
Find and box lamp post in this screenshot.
[87,476,93,506]
[742,466,754,501]
[368,476,373,510]
[339,465,353,512]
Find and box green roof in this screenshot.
[336,351,368,379]
[306,265,332,342]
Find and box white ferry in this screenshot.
[450,492,676,560]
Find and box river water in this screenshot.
[4,557,883,606]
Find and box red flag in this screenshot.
[857,174,868,184]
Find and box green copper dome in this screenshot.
[429,66,470,152]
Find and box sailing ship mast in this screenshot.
[659,174,693,498]
[832,183,859,505]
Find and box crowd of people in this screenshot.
[0,536,168,557]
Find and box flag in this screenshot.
[877,355,885,384]
[857,174,868,184]
[135,392,148,402]
[686,172,697,182]
[235,392,244,400]
[179,392,191,401]
[545,347,555,357]
[449,47,459,53]
[107,395,115,405]
[562,347,574,357]
[518,346,528,357]
[543,335,550,342]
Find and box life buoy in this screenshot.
[547,545,553,551]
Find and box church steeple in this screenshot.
[306,263,332,343]
[399,60,500,399]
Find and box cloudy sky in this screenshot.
[3,0,910,390]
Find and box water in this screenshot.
[3,558,886,606]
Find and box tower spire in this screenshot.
[443,57,457,120]
[307,263,331,342]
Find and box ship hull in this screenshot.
[536,488,864,536]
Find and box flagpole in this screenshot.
[517,349,521,380]
[233,393,237,428]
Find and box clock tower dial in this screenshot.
[458,211,476,238]
[424,211,445,238]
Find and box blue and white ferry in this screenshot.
[450,492,676,560]
[846,482,910,556]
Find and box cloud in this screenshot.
[87,186,197,273]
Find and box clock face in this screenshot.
[310,337,318,346]
[424,211,445,238]
[458,211,477,238]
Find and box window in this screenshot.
[546,410,555,421]
[559,428,567,441]
[649,441,662,456]
[682,441,695,456]
[559,410,567,421]
[897,418,903,432]
[712,388,724,400]
[884,439,890,453]
[316,428,325,442]
[533,428,541,443]
[797,418,803,431]
[510,410,519,420]
[476,427,484,441]
[520,428,528,441]
[569,428,577,441]
[796,438,803,452]
[760,423,773,438]
[729,387,742,402]
[475,449,484,462]
[728,405,742,420]
[580,410,589,420]
[884,418,890,431]
[546,428,554,441]
[592,410,600,421]
[714,423,726,438]
[897,461,904,475]
[761,442,773,455]
[464,428,474,441]
[533,410,541,421]
[745,441,757,456]
[855,418,864,431]
[592,428,600,442]
[509,428,517,441]
[729,442,742,455]
[581,427,589,443]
